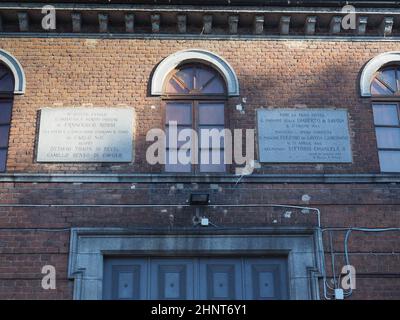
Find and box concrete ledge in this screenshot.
[0,173,400,184]
[2,33,400,41]
[0,4,399,14]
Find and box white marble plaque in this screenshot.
[37,107,134,162]
[257,109,352,163]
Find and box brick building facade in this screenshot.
[0,0,399,300]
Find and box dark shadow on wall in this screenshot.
[147,59,163,97]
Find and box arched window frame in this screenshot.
[0,49,26,95]
[162,62,228,99]
[151,49,239,97]
[0,50,25,173]
[161,62,230,173]
[361,52,400,173]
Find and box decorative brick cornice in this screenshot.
[0,3,399,38]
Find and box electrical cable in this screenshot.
[0,202,327,297]
[321,227,400,299]
[343,227,400,297]
[329,230,338,289]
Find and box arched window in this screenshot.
[371,66,400,96]
[164,64,226,96]
[163,63,227,173]
[0,63,14,172]
[370,65,400,172]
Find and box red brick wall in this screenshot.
[0,181,399,299]
[1,38,398,173]
[0,38,399,299]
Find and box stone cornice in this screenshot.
[6,1,400,8]
[0,3,399,38]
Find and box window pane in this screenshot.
[196,68,225,94]
[166,78,189,94]
[199,149,225,172]
[378,68,397,92]
[0,125,10,148]
[202,77,225,94]
[0,65,14,92]
[166,103,192,125]
[166,126,193,148]
[373,104,399,126]
[378,151,400,172]
[371,80,393,95]
[176,67,194,91]
[199,126,225,149]
[165,149,191,173]
[0,149,6,172]
[198,103,224,125]
[0,100,13,124]
[376,128,400,149]
[196,68,214,90]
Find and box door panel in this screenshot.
[103,258,147,300]
[113,265,140,299]
[199,259,243,300]
[103,256,288,300]
[150,259,194,300]
[244,258,289,300]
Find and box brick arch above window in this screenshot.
[0,49,26,94]
[360,51,400,97]
[151,49,239,97]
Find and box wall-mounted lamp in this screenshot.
[189,193,210,205]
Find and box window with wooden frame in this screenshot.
[163,63,227,173]
[0,63,14,172]
[370,65,400,172]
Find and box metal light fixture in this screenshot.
[189,193,210,205]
